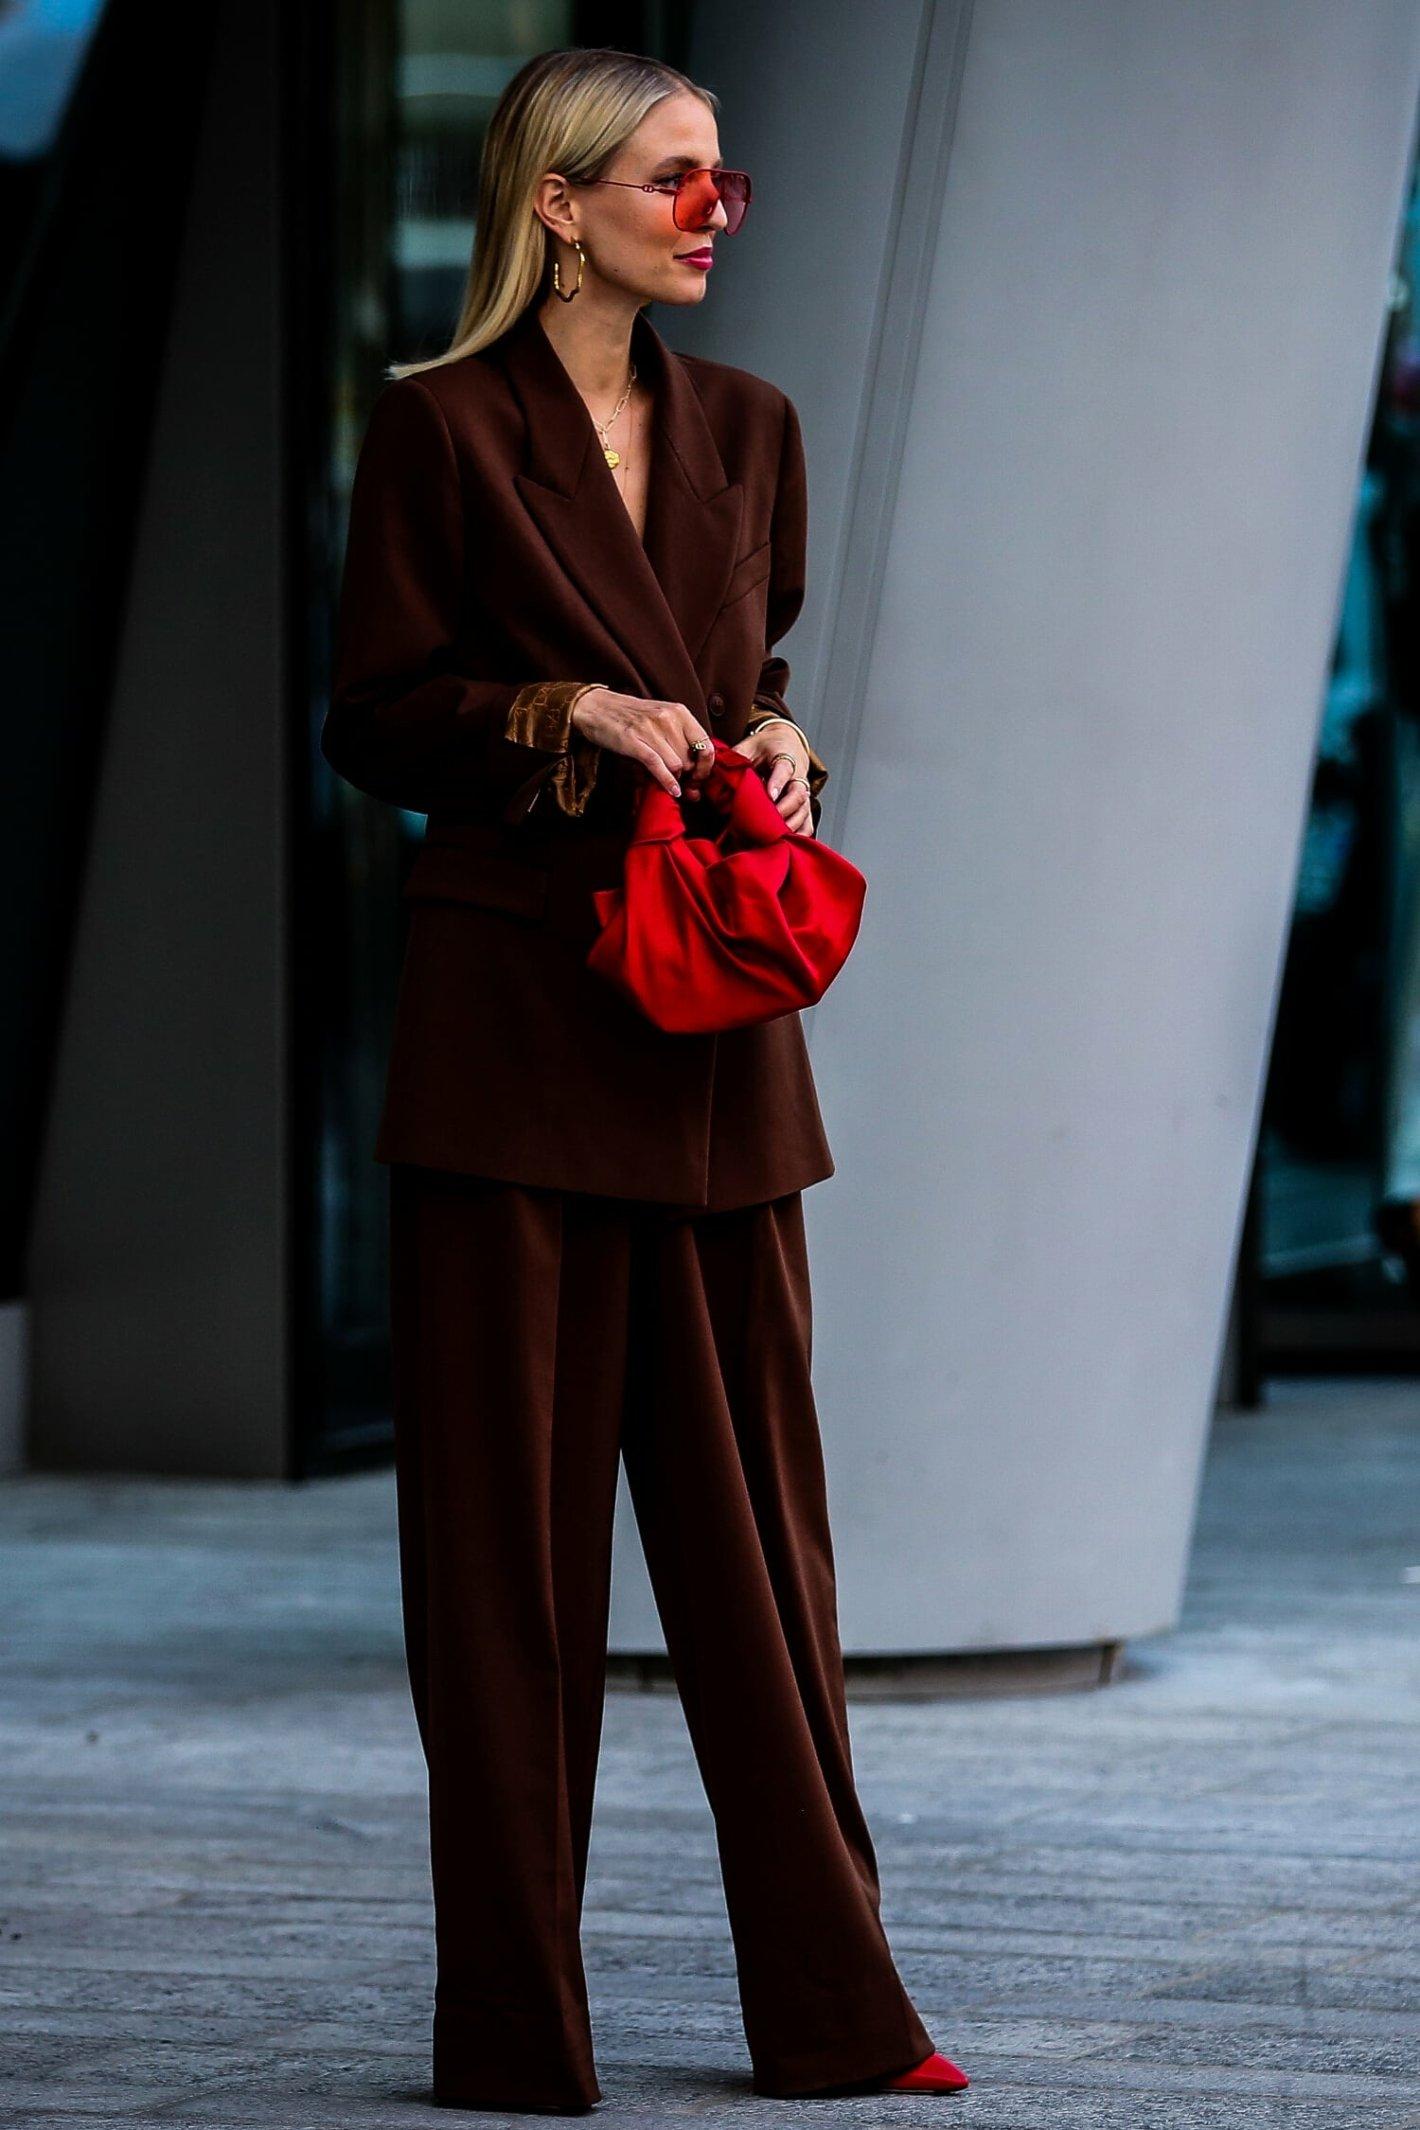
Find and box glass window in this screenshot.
[297,5,688,1466]
[1257,135,1420,1371]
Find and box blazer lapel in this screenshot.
[500,304,744,715]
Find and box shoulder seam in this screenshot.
[401,375,457,448]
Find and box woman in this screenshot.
[324,45,970,2115]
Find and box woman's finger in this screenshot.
[658,716,709,791]
[681,718,717,781]
[629,736,683,797]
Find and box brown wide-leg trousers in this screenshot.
[387,1162,934,2111]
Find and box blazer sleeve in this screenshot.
[322,375,604,819]
[740,393,828,829]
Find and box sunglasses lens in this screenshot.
[675,169,750,234]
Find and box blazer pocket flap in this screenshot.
[721,538,772,606]
[401,844,550,920]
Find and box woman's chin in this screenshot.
[654,273,710,307]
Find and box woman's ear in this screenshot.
[531,172,578,245]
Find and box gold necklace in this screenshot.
[595,362,637,469]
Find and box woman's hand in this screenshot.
[570,687,718,799]
[735,722,816,837]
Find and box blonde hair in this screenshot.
[387,46,718,382]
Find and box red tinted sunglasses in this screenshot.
[572,166,752,235]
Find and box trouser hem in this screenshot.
[750,2034,934,2099]
[432,2014,601,2112]
[432,2093,599,2116]
[432,2073,601,2114]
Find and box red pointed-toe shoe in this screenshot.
[763,2046,971,2101]
[881,2050,971,2092]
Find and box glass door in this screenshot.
[1257,133,1420,1373]
[290,1,690,1469]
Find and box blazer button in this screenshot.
[707,690,725,718]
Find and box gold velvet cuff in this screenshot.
[504,681,605,817]
[744,705,829,799]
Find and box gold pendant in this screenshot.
[603,447,620,468]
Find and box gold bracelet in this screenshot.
[746,712,813,759]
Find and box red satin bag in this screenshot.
[585,737,867,1034]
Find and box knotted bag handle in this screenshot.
[630,736,799,850]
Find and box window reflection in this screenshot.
[0,0,108,161]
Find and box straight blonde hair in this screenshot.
[387,46,718,382]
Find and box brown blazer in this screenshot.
[323,299,837,1210]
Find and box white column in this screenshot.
[609,0,1420,1653]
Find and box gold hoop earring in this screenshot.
[552,238,585,302]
